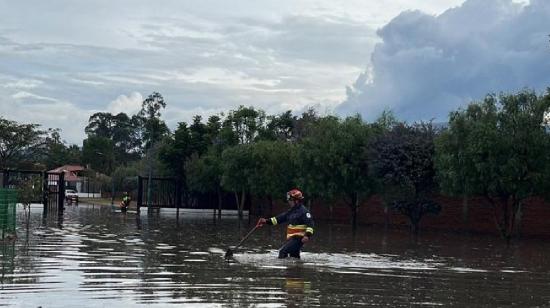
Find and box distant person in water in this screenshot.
[258,189,314,259]
[120,192,131,212]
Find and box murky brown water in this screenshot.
[1,204,550,307]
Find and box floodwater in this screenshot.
[1,204,550,307]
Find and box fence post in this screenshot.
[2,170,9,188]
[137,176,143,213]
[58,172,65,213]
[175,177,181,217]
[43,172,48,210]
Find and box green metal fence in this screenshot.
[0,188,17,240]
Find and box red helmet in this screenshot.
[286,189,304,201]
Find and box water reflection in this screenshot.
[1,204,550,306]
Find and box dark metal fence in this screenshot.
[137,176,182,211]
[45,172,65,213]
[1,170,43,203]
[1,169,65,213]
[136,175,246,213]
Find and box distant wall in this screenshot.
[77,193,101,198]
[251,195,550,238]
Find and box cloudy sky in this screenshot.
[0,0,546,145]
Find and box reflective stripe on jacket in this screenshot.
[268,204,314,238]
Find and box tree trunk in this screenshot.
[268,195,273,217]
[383,201,389,229]
[410,219,420,241]
[462,194,469,224]
[217,186,222,219]
[486,195,515,244]
[350,192,359,232]
[502,196,510,241]
[238,189,246,219]
[514,201,523,239]
[234,191,240,217]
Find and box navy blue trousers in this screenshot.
[278,237,303,259]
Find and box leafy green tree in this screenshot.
[258,111,296,141]
[221,144,254,218]
[82,136,115,174]
[111,113,142,161]
[85,112,141,163]
[372,122,440,234]
[17,176,43,226]
[0,118,48,169]
[42,130,81,169]
[435,90,550,243]
[112,162,141,197]
[186,150,224,216]
[248,140,297,214]
[295,116,338,213]
[189,115,209,156]
[292,108,320,142]
[85,112,115,137]
[139,92,169,150]
[297,115,376,229]
[158,122,192,176]
[223,106,265,144]
[205,115,222,144]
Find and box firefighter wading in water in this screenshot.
[258,189,314,259]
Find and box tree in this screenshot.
[189,115,209,156]
[223,106,266,144]
[158,122,192,175]
[293,108,320,142]
[221,144,254,219]
[139,92,169,150]
[248,140,297,215]
[85,112,115,137]
[85,112,141,163]
[435,90,550,243]
[138,92,169,207]
[82,136,115,174]
[372,122,440,235]
[258,111,296,141]
[111,113,142,161]
[297,115,377,229]
[17,176,43,222]
[111,162,141,197]
[0,118,48,169]
[42,130,81,169]
[186,150,224,216]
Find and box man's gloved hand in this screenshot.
[257,218,267,227]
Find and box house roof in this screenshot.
[48,165,85,182]
[48,165,85,173]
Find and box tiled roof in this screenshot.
[48,165,85,173]
[48,165,85,182]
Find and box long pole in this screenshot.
[147,147,152,209]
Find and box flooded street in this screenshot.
[1,204,550,307]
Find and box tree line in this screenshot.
[1,89,549,241]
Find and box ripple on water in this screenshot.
[232,251,443,273]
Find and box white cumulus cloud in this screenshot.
[107,92,144,115]
[339,0,550,122]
